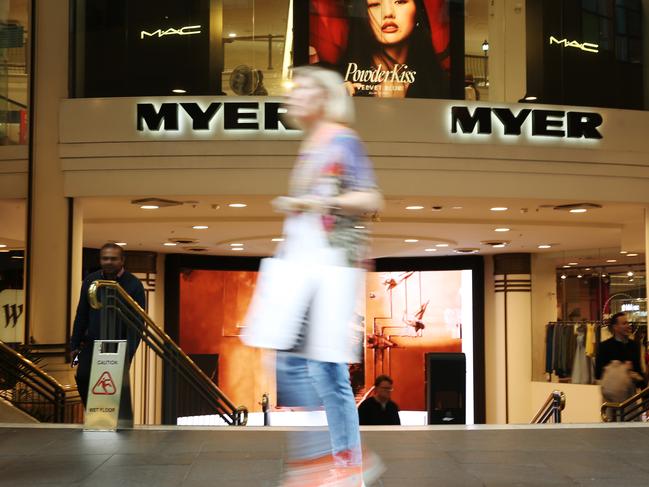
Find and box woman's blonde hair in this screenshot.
[292,66,355,125]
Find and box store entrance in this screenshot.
[77,195,647,425]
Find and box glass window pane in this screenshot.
[616,35,628,60]
[615,7,626,33]
[222,0,291,96]
[627,11,641,36]
[628,38,642,63]
[0,0,29,145]
[582,12,600,42]
[583,0,598,13]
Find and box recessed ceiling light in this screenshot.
[404,239,419,243]
[538,244,552,249]
[620,250,628,254]
[405,205,424,210]
[585,267,591,271]
[115,242,127,246]
[451,206,463,210]
[172,89,186,94]
[602,273,607,277]
[140,205,159,210]
[354,225,366,229]
[228,203,247,208]
[163,242,177,247]
[232,247,244,251]
[424,248,437,252]
[228,32,237,37]
[495,228,510,232]
[493,244,506,248]
[627,253,639,257]
[11,255,23,259]
[436,243,449,247]
[0,244,6,248]
[490,207,508,212]
[562,265,571,268]
[230,243,244,247]
[577,274,583,278]
[272,238,285,242]
[192,225,209,230]
[606,259,617,263]
[569,208,588,213]
[560,274,567,279]
[568,262,578,266]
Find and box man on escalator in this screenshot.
[70,242,146,420]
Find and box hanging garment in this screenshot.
[571,328,592,384]
[546,324,555,374]
[585,323,596,358]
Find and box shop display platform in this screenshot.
[1,423,649,486]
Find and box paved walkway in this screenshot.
[1,423,649,486]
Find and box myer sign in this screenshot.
[451,106,603,140]
[137,101,298,133]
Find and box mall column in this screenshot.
[26,0,71,346]
[494,253,532,423]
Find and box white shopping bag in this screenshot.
[241,257,316,351]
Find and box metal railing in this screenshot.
[531,390,565,424]
[601,386,649,422]
[0,341,83,423]
[88,280,248,426]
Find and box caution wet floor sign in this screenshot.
[84,340,126,431]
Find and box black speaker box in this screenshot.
[425,352,466,425]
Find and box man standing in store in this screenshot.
[358,375,401,425]
[596,312,646,408]
[70,242,145,418]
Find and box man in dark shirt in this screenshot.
[595,312,644,383]
[70,243,146,413]
[358,375,401,425]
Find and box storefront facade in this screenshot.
[2,0,649,425]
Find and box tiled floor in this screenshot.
[1,423,649,486]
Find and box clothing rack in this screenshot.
[545,321,647,384]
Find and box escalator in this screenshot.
[87,280,247,426]
[0,280,247,426]
[0,341,83,423]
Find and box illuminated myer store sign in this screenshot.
[136,101,297,132]
[451,106,603,140]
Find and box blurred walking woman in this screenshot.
[244,66,383,486]
[342,0,448,98]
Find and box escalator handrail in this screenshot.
[0,340,65,393]
[601,385,649,422]
[531,390,565,424]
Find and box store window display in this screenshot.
[537,264,647,386]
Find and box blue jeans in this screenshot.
[276,352,361,465]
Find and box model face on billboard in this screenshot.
[367,0,417,47]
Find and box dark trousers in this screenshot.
[75,344,134,422]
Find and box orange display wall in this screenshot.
[177,263,477,417]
